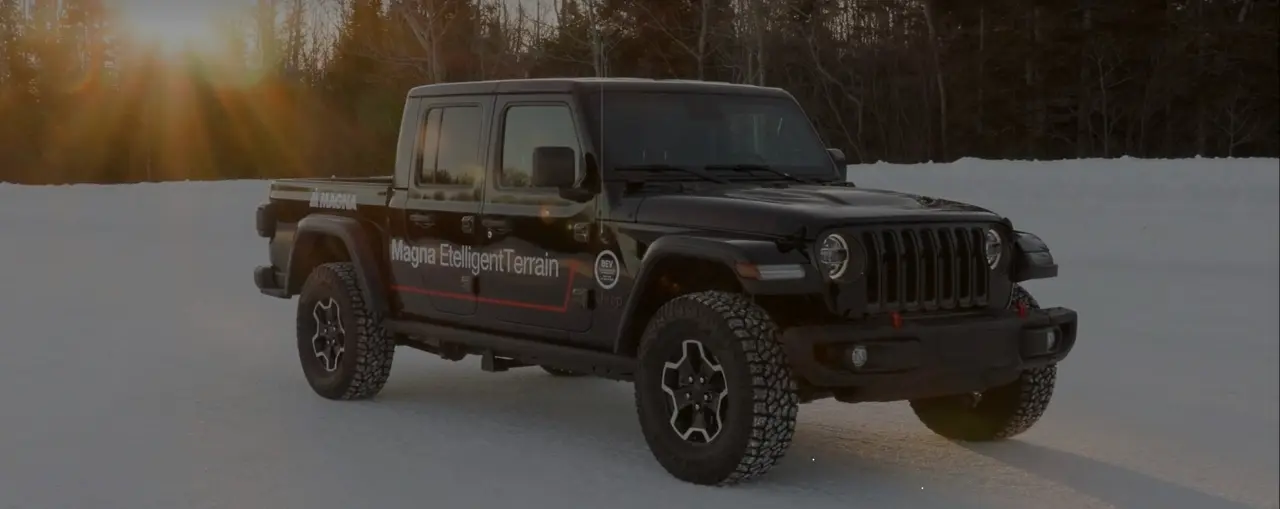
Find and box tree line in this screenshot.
[0,0,1275,184]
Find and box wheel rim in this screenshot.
[660,339,729,444]
[310,298,346,372]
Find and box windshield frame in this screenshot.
[580,89,841,183]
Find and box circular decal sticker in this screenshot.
[594,250,621,290]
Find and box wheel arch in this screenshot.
[612,235,822,357]
[284,214,390,314]
[1011,231,1059,282]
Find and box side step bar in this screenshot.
[384,319,636,381]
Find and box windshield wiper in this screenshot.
[703,164,817,184]
[613,164,731,184]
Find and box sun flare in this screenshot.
[110,0,227,57]
[126,19,219,55]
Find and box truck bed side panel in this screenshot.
[264,179,393,289]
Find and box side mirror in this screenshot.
[826,147,849,183]
[826,147,847,165]
[532,146,578,188]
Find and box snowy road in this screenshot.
[2,158,1277,509]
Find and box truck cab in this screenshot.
[380,78,858,348]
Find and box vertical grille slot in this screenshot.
[940,228,955,304]
[903,229,921,309]
[862,231,885,307]
[859,224,990,314]
[955,227,971,308]
[923,229,939,309]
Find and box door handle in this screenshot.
[460,215,475,234]
[481,217,511,232]
[481,217,511,241]
[409,213,435,228]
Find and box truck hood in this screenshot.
[631,185,1002,236]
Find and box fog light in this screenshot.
[849,345,868,369]
[1045,329,1058,351]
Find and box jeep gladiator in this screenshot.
[253,78,1078,486]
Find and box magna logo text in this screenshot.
[309,191,358,211]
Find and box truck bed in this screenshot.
[259,175,394,288]
[267,175,394,207]
[272,175,394,186]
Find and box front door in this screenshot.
[475,96,597,334]
[391,97,492,319]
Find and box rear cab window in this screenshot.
[418,105,485,189]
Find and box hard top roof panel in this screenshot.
[407,78,792,99]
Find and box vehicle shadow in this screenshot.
[361,369,1271,509]
[370,366,1013,508]
[960,440,1257,509]
[373,363,648,449]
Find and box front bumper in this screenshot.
[780,307,1078,402]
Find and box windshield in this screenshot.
[584,91,837,180]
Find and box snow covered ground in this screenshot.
[1,157,1276,509]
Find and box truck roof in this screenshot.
[406,78,792,99]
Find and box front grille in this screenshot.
[860,225,990,313]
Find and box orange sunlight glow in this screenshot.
[11,0,310,184]
[49,0,293,183]
[109,0,228,58]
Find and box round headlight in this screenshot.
[818,233,851,279]
[984,228,1003,268]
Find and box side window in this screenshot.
[499,104,580,189]
[419,105,483,186]
[416,108,441,183]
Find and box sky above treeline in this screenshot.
[23,0,555,47]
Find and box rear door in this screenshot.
[474,94,598,335]
[390,95,493,319]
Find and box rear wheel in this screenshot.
[296,262,395,400]
[633,291,799,486]
[908,285,1057,441]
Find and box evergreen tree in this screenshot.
[0,0,1275,184]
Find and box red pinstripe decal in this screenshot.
[390,260,578,313]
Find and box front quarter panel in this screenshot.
[640,235,825,295]
[606,233,826,355]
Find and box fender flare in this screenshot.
[285,214,390,314]
[612,234,821,355]
[1011,230,1059,282]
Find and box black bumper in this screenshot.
[780,307,1078,403]
[254,265,290,298]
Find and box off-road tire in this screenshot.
[296,262,395,400]
[540,366,587,377]
[908,284,1056,441]
[633,290,799,486]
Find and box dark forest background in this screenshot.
[0,0,1276,184]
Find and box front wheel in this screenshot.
[633,291,799,486]
[908,285,1057,441]
[909,365,1057,441]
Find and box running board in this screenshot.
[385,319,636,381]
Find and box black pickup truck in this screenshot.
[253,78,1078,486]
